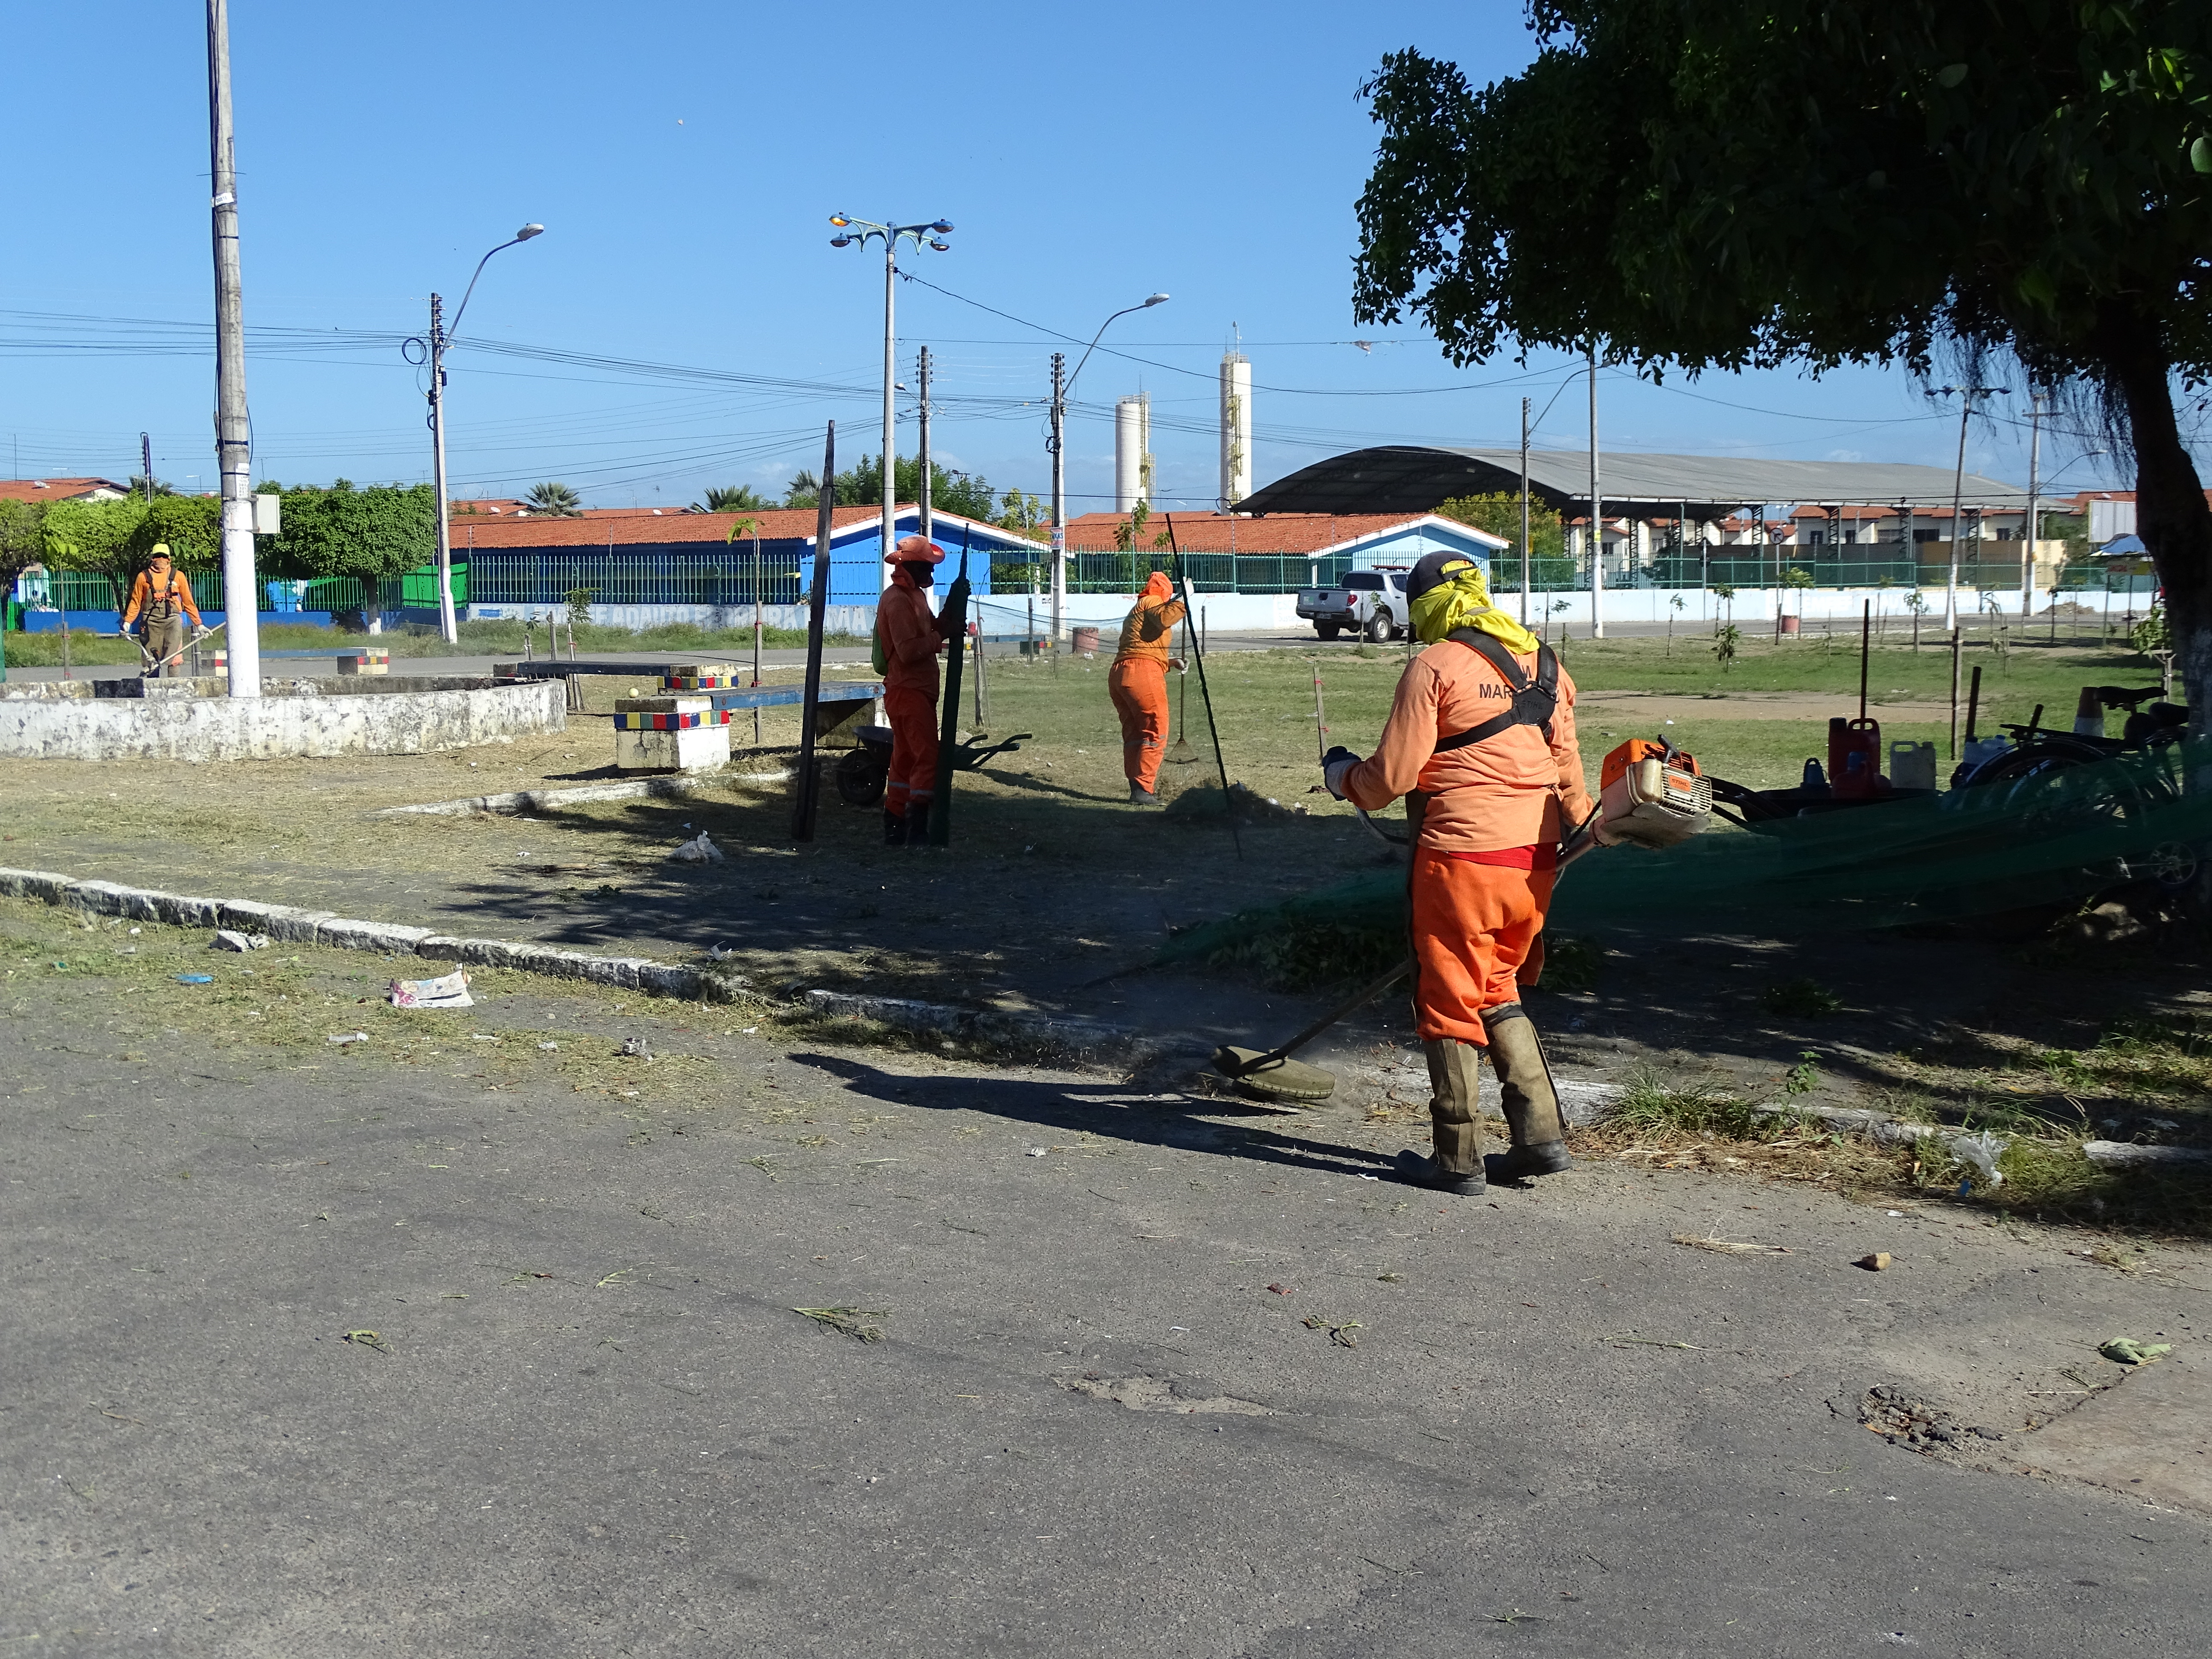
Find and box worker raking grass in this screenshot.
[873,535,952,845]
[1324,551,1595,1196]
[1108,570,1187,805]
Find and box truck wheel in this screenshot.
[1365,611,1397,644]
[1315,622,1340,640]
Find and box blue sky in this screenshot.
[3,1,2134,512]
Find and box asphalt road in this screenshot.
[6,948,2206,1657]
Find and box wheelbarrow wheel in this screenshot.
[835,744,889,808]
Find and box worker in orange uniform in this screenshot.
[1108,569,1187,804]
[874,535,949,845]
[1323,551,1594,1195]
[120,544,205,678]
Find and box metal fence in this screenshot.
[23,569,444,617]
[469,549,806,609]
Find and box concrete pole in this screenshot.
[917,344,932,543]
[1519,396,1531,627]
[1049,351,1066,644]
[206,0,259,696]
[1944,394,1970,632]
[429,293,458,644]
[1588,345,1605,638]
[881,236,896,588]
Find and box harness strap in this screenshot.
[1432,629,1558,750]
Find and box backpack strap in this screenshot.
[1432,629,1558,751]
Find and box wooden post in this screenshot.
[926,529,972,847]
[792,422,835,842]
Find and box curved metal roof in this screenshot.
[1236,446,2027,517]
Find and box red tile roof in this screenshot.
[1062,509,1505,554]
[0,476,131,504]
[438,504,1045,550]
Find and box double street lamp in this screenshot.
[829,215,953,579]
[1046,293,1168,640]
[409,223,545,643]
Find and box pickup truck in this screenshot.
[1295,568,1411,641]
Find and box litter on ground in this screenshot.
[175,974,213,985]
[389,970,472,1009]
[669,831,725,864]
[212,929,271,951]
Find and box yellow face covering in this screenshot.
[1409,560,1543,654]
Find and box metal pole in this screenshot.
[2020,392,2042,622]
[207,0,259,696]
[917,344,932,543]
[1049,351,1066,646]
[1519,396,1531,626]
[429,292,459,645]
[1587,344,1604,638]
[881,236,896,582]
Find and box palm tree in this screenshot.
[524,481,583,517]
[690,484,771,514]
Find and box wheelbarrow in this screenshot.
[833,725,1033,808]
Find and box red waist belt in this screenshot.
[1433,841,1557,871]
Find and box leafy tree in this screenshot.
[524,481,583,517]
[260,481,435,627]
[0,499,47,597]
[690,484,774,513]
[1353,1,2212,748]
[44,496,155,608]
[1435,490,1575,588]
[995,489,1048,534]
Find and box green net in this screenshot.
[1158,741,2212,975]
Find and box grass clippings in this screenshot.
[792,1306,887,1342]
[1301,1314,1363,1348]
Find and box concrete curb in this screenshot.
[0,865,746,1005]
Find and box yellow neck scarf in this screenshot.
[1409,565,1542,654]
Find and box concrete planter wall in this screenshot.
[0,678,565,762]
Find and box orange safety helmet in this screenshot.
[1141,569,1173,602]
[890,535,944,565]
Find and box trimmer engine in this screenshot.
[1598,736,1712,850]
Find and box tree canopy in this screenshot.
[783,454,1046,535]
[259,481,434,582]
[1354,1,2212,725]
[524,481,583,516]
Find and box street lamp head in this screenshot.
[515,223,545,241]
[830,214,850,227]
[1143,292,1170,306]
[931,220,953,234]
[830,236,853,248]
[928,239,950,251]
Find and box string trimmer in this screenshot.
[1208,735,1710,1104]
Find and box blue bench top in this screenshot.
[698,682,882,709]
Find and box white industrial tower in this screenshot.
[1114,394,1154,513]
[1219,352,1252,509]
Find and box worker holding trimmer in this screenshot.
[120,544,205,679]
[874,535,950,845]
[1109,569,1187,804]
[1323,551,1592,1196]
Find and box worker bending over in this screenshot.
[121,544,205,678]
[1324,551,1592,1195]
[874,535,950,845]
[1109,569,1187,804]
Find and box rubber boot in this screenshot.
[903,799,933,847]
[883,806,908,847]
[1482,1003,1572,1178]
[1393,1037,1486,1195]
[1129,780,1159,806]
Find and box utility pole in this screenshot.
[2020,391,2043,620]
[1940,384,2005,632]
[917,345,932,543]
[1049,350,1067,643]
[880,231,896,582]
[140,433,153,500]
[206,0,259,696]
[1587,345,1605,639]
[1519,396,1531,627]
[428,292,457,643]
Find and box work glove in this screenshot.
[1321,744,1362,800]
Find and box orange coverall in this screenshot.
[1341,638,1591,1044]
[1108,573,1187,792]
[875,566,946,815]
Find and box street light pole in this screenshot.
[829,215,954,582]
[418,224,544,645]
[1047,294,1170,643]
[206,0,259,697]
